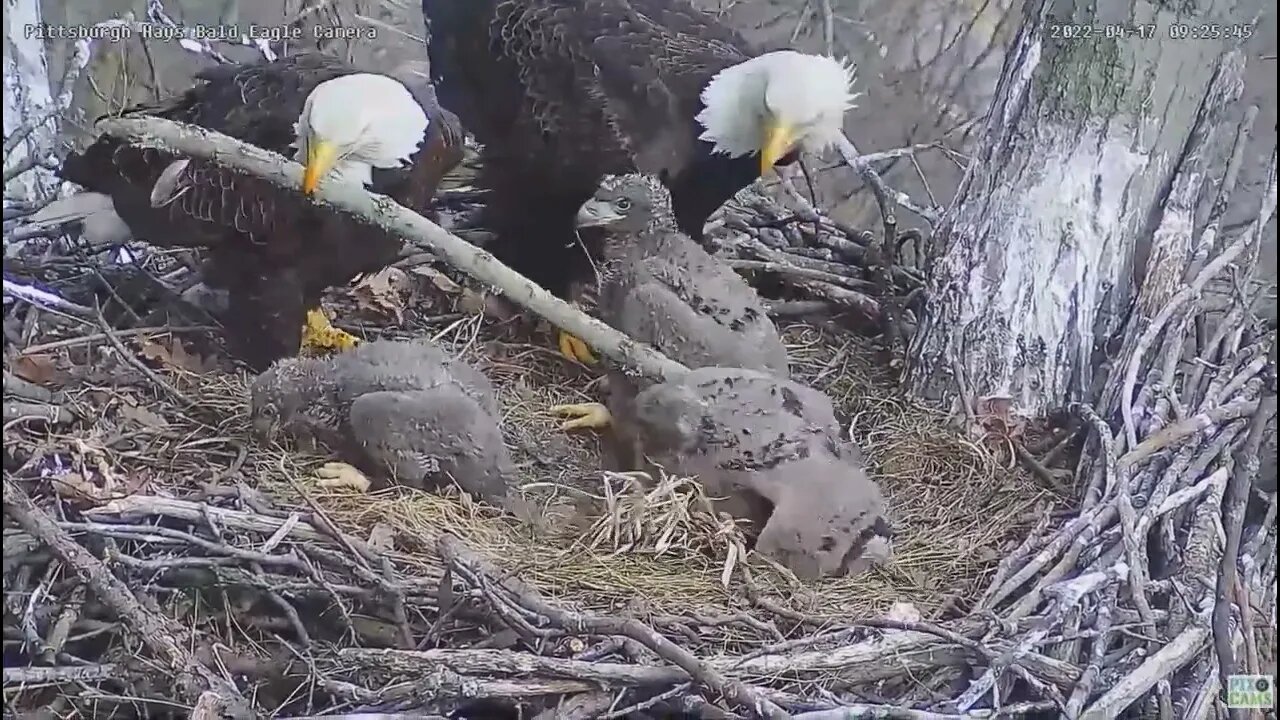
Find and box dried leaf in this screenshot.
[512,375,536,402]
[51,472,110,507]
[366,522,396,552]
[119,403,170,429]
[166,338,215,373]
[976,395,1016,423]
[409,264,463,294]
[138,337,213,373]
[884,601,922,623]
[10,353,59,385]
[458,288,488,317]
[139,338,171,364]
[353,267,412,323]
[720,541,739,589]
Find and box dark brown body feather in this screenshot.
[423,0,798,298]
[59,53,465,371]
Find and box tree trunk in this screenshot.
[3,0,58,202]
[906,0,1265,417]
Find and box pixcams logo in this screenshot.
[1227,675,1275,710]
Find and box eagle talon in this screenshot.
[302,308,361,355]
[557,330,597,366]
[550,402,612,431]
[313,461,372,492]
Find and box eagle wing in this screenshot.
[120,53,353,153]
[498,0,752,176]
[377,62,468,213]
[57,53,459,370]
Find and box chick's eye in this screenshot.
[616,199,632,210]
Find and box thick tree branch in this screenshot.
[94,116,689,384]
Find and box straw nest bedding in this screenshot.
[1,247,1060,715]
[8,298,1046,617]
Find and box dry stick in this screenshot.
[1063,583,1119,718]
[832,135,907,352]
[95,116,689,384]
[91,305,194,408]
[3,401,76,426]
[341,647,687,687]
[834,135,940,224]
[791,707,963,720]
[39,584,86,665]
[3,663,123,684]
[1119,147,1277,448]
[977,510,1053,610]
[954,562,1128,713]
[1113,463,1160,665]
[726,259,870,289]
[2,478,254,718]
[437,534,791,720]
[1078,621,1212,720]
[1117,397,1261,471]
[1184,106,1257,389]
[19,325,216,355]
[1214,393,1277,717]
[343,619,997,691]
[3,105,62,158]
[1074,400,1118,510]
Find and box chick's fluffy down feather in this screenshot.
[627,366,893,579]
[248,338,518,508]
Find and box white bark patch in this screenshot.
[938,121,1153,411]
[3,0,57,203]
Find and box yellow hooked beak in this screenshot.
[760,118,796,175]
[302,138,339,196]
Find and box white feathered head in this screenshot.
[696,51,857,174]
[292,73,428,195]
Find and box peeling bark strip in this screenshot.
[906,0,1265,415]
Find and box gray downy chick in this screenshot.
[248,338,517,508]
[555,172,790,449]
[628,366,893,580]
[575,173,789,376]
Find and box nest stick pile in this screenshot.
[2,107,1276,720]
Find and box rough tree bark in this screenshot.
[3,0,58,203]
[906,0,1266,417]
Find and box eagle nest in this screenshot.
[3,120,1275,720]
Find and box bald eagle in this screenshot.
[59,53,465,371]
[423,0,856,363]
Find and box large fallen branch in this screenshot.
[94,116,689,384]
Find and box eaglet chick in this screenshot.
[248,338,520,511]
[551,173,789,433]
[629,366,893,580]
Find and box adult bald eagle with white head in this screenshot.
[60,53,465,371]
[423,0,856,364]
